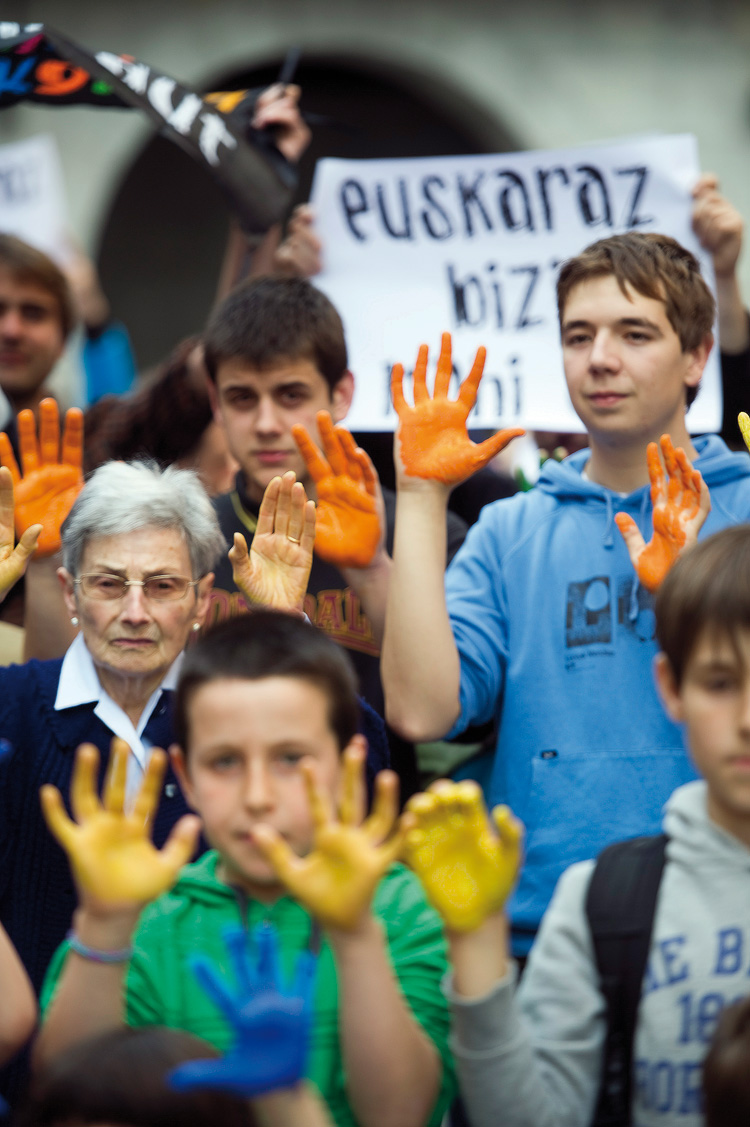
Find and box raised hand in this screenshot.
[391,332,524,487]
[229,471,316,611]
[402,780,523,933]
[292,411,382,569]
[169,922,316,1098]
[40,739,200,910]
[0,398,83,557]
[614,434,710,593]
[252,748,405,932]
[0,466,41,601]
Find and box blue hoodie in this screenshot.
[444,434,750,953]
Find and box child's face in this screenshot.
[173,675,362,900]
[656,628,750,840]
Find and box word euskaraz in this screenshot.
[340,164,652,243]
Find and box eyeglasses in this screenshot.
[74,574,198,602]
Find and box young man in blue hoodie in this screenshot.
[382,231,750,956]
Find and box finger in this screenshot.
[228,532,249,573]
[291,424,329,483]
[61,408,84,472]
[301,757,333,829]
[339,744,366,826]
[292,948,318,1003]
[696,472,711,520]
[256,475,282,538]
[349,441,377,495]
[411,344,430,405]
[646,441,666,505]
[378,819,409,869]
[0,436,20,486]
[38,398,60,466]
[491,804,524,852]
[433,332,453,399]
[70,744,101,822]
[160,814,202,875]
[334,428,365,486]
[169,1058,233,1093]
[739,411,750,454]
[13,523,42,568]
[255,921,283,990]
[132,747,169,825]
[659,434,681,504]
[286,480,308,543]
[187,955,238,1019]
[225,924,255,995]
[300,499,316,555]
[102,737,130,814]
[457,346,487,410]
[0,467,15,536]
[674,447,699,516]
[364,769,400,844]
[17,410,39,476]
[390,363,408,416]
[317,412,348,477]
[614,512,646,563]
[272,471,296,539]
[39,784,77,850]
[251,822,304,887]
[474,428,525,466]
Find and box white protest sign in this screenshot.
[310,134,720,433]
[0,134,69,262]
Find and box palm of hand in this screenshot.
[315,476,379,568]
[15,465,82,554]
[407,812,512,932]
[236,533,310,609]
[399,399,481,484]
[67,813,182,906]
[285,825,386,931]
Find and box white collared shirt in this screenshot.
[55,633,182,810]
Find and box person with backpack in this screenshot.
[400,521,750,1127]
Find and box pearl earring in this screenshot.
[191,622,201,633]
[70,616,79,628]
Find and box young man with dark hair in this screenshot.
[0,235,74,415]
[401,522,750,1127]
[202,275,466,732]
[382,230,750,955]
[37,611,456,1127]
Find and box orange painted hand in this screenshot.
[614,434,710,593]
[0,398,83,557]
[0,467,41,601]
[40,740,201,910]
[402,780,523,933]
[292,412,382,569]
[229,471,316,611]
[391,332,525,487]
[252,747,405,932]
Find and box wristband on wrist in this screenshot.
[66,930,133,964]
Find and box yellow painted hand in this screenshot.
[402,780,524,933]
[391,332,524,487]
[252,747,405,932]
[0,466,41,602]
[739,411,750,453]
[0,398,83,557]
[40,739,201,910]
[614,434,710,593]
[229,471,316,611]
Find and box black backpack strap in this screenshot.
[585,833,668,1127]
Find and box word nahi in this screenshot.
[340,163,652,243]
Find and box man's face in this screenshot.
[656,629,750,841]
[0,268,65,407]
[560,275,709,447]
[211,356,354,502]
[174,675,361,900]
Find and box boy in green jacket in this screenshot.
[36,611,454,1127]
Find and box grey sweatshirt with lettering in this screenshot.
[447,780,750,1127]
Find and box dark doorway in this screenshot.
[97,52,520,370]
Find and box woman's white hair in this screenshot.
[61,461,227,578]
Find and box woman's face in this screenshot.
[60,526,213,686]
